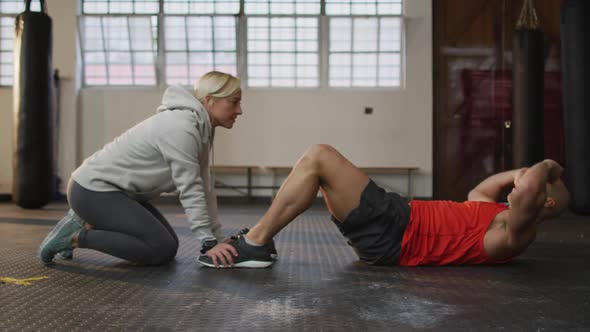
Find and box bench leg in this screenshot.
[247,167,252,201]
[407,169,413,199]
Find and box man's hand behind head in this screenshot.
[514,167,529,187]
[542,159,564,183]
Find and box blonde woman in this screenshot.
[39,71,256,267]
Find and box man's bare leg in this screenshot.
[247,144,370,244]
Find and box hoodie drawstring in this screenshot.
[209,129,215,192]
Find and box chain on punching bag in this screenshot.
[512,0,545,169]
[12,0,54,209]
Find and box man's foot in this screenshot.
[197,233,276,268]
[235,228,278,260]
[38,210,84,265]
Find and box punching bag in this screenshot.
[12,0,54,209]
[562,0,590,215]
[512,28,544,168]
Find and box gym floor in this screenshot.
[0,202,589,331]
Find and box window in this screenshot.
[80,0,404,88]
[83,0,159,14]
[327,0,403,87]
[164,16,237,85]
[329,17,402,87]
[81,16,158,85]
[245,0,320,87]
[0,1,41,86]
[80,1,159,85]
[163,0,239,85]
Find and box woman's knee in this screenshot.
[145,238,178,265]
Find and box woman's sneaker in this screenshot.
[197,233,275,268]
[38,209,84,265]
[55,249,73,260]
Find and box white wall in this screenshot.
[1,0,433,198]
[0,88,12,194]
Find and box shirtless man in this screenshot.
[197,144,570,268]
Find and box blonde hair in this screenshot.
[193,71,241,104]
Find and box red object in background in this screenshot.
[458,69,565,173]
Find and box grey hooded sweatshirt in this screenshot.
[71,85,224,243]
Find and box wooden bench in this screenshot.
[212,166,419,199]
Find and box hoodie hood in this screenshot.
[157,85,214,142]
[157,85,216,191]
[157,85,205,114]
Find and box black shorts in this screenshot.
[332,180,410,266]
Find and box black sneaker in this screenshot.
[235,228,278,260]
[197,234,275,268]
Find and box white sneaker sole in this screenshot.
[198,259,274,268]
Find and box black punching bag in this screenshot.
[12,0,54,209]
[512,29,544,168]
[562,0,590,215]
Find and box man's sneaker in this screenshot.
[197,233,275,268]
[38,209,84,265]
[235,228,278,260]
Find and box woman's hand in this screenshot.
[206,243,238,268]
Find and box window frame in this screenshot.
[79,0,405,89]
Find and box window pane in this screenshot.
[329,18,351,52]
[85,65,108,85]
[380,17,402,52]
[129,17,156,51]
[326,0,402,16]
[80,15,157,86]
[245,0,320,15]
[164,0,240,14]
[247,17,319,87]
[165,16,188,51]
[353,18,377,52]
[0,18,15,85]
[213,17,236,51]
[248,78,269,87]
[164,16,237,85]
[0,1,40,14]
[104,17,130,51]
[329,17,401,87]
[83,0,158,14]
[295,2,321,15]
[248,53,268,65]
[189,52,213,65]
[352,53,376,86]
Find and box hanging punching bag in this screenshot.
[561,0,590,215]
[12,0,54,209]
[512,28,544,168]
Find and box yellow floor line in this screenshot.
[0,276,49,286]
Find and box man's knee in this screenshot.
[303,144,338,164]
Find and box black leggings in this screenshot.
[68,180,179,265]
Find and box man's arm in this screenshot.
[506,159,563,236]
[467,168,526,202]
[483,159,564,259]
